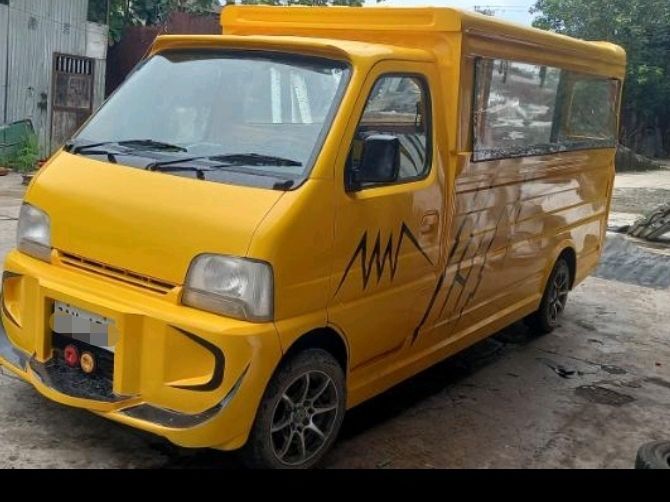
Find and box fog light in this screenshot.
[80,352,96,374]
[63,344,80,368]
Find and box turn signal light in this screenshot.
[80,352,96,374]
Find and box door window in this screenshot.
[347,75,431,187]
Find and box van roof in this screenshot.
[220,6,626,68]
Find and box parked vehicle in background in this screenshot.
[0,120,35,164]
[0,7,626,468]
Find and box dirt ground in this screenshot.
[0,168,668,469]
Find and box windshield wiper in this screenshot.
[67,139,187,156]
[117,139,187,153]
[148,165,209,180]
[147,156,298,189]
[145,156,218,171]
[147,153,302,171]
[64,141,121,163]
[209,153,302,167]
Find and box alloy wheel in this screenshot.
[548,265,570,324]
[270,370,339,467]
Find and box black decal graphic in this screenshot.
[438,235,481,318]
[335,223,433,295]
[169,327,225,392]
[411,179,521,345]
[411,214,470,344]
[453,207,510,327]
[411,273,444,344]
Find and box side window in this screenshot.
[347,75,431,188]
[473,58,620,161]
[560,78,619,141]
[473,59,561,160]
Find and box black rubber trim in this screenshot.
[168,326,225,392]
[120,364,249,429]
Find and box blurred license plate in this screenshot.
[53,301,114,352]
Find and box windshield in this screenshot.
[72,50,350,189]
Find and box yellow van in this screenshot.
[0,7,625,468]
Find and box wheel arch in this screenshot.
[282,326,350,374]
[545,242,578,290]
[559,247,577,289]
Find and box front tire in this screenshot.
[526,257,571,334]
[241,349,346,469]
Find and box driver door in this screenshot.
[328,62,445,379]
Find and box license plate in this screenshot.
[52,301,115,352]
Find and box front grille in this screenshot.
[59,252,176,295]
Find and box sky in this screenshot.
[365,0,536,25]
[219,1,537,26]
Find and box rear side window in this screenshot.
[349,75,431,183]
[560,78,619,141]
[473,58,619,161]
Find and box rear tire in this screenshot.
[635,441,670,469]
[526,257,571,335]
[241,349,346,469]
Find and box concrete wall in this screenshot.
[1,0,108,155]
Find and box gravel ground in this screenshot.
[611,167,670,221]
[0,170,668,469]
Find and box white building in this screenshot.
[0,0,108,155]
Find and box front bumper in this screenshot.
[0,250,283,450]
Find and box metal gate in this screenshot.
[50,53,95,150]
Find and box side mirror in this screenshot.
[347,134,400,191]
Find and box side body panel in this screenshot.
[320,31,621,408]
[392,32,620,380]
[413,150,613,355]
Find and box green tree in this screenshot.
[531,0,670,156]
[90,0,373,42]
[89,0,219,42]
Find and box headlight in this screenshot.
[183,254,274,322]
[17,203,52,262]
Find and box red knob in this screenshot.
[63,344,80,368]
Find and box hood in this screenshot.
[26,152,283,285]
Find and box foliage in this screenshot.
[89,0,219,42]
[8,133,40,174]
[531,0,670,155]
[90,0,377,41]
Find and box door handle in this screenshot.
[420,211,439,234]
